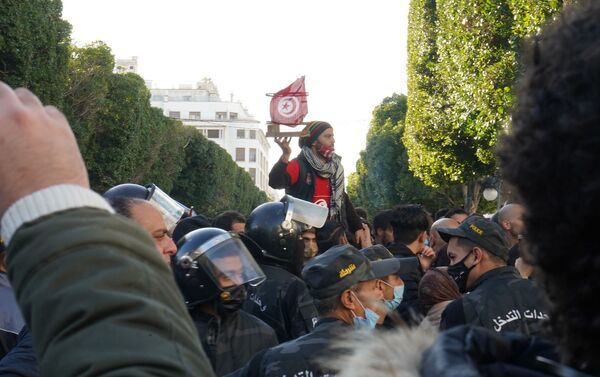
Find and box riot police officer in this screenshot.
[230,244,399,377]
[173,228,278,376]
[241,195,327,342]
[103,183,192,230]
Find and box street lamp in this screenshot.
[483,187,498,201]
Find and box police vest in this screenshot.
[462,266,550,336]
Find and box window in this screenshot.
[183,96,192,101]
[216,112,227,120]
[237,129,245,139]
[164,95,169,102]
[168,111,180,119]
[189,111,201,120]
[250,130,256,139]
[236,148,245,161]
[249,168,256,182]
[249,148,257,162]
[207,129,220,139]
[230,112,238,120]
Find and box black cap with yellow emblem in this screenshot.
[301,244,399,299]
[437,215,510,261]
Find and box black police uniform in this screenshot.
[440,266,550,336]
[421,325,594,377]
[243,263,318,343]
[232,244,401,377]
[191,308,278,376]
[227,317,349,377]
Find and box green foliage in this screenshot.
[170,134,268,217]
[347,94,463,216]
[404,0,563,191]
[61,42,266,212]
[64,41,114,157]
[0,0,71,106]
[0,1,276,215]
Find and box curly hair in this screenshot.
[498,1,600,373]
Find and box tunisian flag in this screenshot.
[269,76,308,126]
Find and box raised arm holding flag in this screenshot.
[265,77,369,247]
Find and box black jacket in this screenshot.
[229,317,351,377]
[191,308,278,376]
[242,264,318,343]
[421,325,593,377]
[385,242,424,325]
[268,156,363,233]
[440,266,550,336]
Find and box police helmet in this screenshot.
[104,183,191,229]
[244,195,328,273]
[173,227,265,308]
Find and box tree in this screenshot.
[170,133,268,217]
[404,0,563,211]
[0,4,267,212]
[0,0,71,106]
[64,41,114,158]
[348,94,462,216]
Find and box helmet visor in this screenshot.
[282,195,328,230]
[195,234,266,289]
[148,185,187,230]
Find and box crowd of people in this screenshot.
[1,1,600,376]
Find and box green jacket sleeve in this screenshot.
[6,208,216,377]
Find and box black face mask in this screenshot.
[216,285,247,316]
[447,250,476,293]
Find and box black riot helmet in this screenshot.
[173,227,266,309]
[103,183,192,229]
[244,195,328,274]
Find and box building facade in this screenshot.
[150,78,271,194]
[115,56,138,74]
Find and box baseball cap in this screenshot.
[361,245,421,277]
[437,215,510,261]
[302,244,397,299]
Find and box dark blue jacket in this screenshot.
[0,327,39,377]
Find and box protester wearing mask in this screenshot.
[386,204,436,325]
[360,245,419,328]
[438,216,549,335]
[229,244,398,377]
[173,227,278,376]
[242,196,326,343]
[269,121,367,246]
[301,227,319,264]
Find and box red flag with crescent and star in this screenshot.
[269,76,308,126]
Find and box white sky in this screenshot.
[61,0,409,175]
